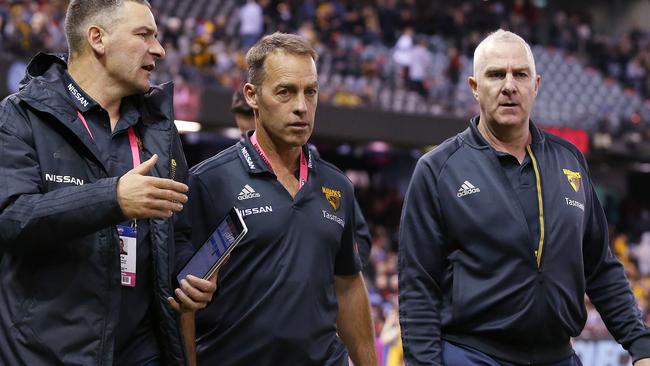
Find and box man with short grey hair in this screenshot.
[184,32,377,366]
[399,29,650,365]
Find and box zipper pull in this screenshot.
[170,159,177,180]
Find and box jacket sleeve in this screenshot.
[398,158,448,366]
[582,168,650,361]
[0,105,124,252]
[170,123,194,277]
[334,186,362,276]
[353,199,373,269]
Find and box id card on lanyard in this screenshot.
[250,132,308,189]
[78,111,142,287]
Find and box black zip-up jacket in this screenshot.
[398,117,650,365]
[0,53,190,365]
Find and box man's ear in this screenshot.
[468,76,479,101]
[87,25,106,55]
[243,83,259,109]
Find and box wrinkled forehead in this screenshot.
[263,51,318,83]
[474,39,536,75]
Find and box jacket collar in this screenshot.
[18,53,174,131]
[16,53,175,169]
[236,130,315,174]
[461,115,545,150]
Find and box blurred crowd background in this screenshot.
[1,0,649,364]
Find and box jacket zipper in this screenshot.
[170,158,177,180]
[526,145,545,271]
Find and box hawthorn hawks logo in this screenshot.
[322,186,342,211]
[563,168,581,192]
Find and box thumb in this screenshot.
[130,154,158,175]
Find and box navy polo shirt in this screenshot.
[186,134,361,366]
[63,72,159,365]
[492,129,542,255]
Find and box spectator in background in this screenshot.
[239,0,263,50]
[634,232,650,277]
[446,46,462,100]
[231,89,255,135]
[392,27,413,81]
[407,35,432,98]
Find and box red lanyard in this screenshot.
[251,132,308,189]
[77,111,141,168]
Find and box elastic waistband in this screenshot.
[443,333,574,365]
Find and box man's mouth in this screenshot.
[500,102,518,107]
[142,64,155,72]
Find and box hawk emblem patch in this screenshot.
[322,186,342,211]
[563,169,581,192]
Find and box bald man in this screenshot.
[398,29,650,366]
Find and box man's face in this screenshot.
[469,40,540,130]
[246,52,318,149]
[102,2,165,95]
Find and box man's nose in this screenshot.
[151,38,166,59]
[294,93,307,114]
[502,73,517,95]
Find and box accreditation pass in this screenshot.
[117,225,137,287]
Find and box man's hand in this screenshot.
[117,154,188,219]
[167,272,218,313]
[634,359,650,366]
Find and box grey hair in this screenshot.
[245,32,318,89]
[65,0,151,58]
[472,29,536,77]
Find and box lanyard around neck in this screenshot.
[77,111,141,168]
[250,132,308,189]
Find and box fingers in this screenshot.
[170,275,219,312]
[130,154,158,175]
[117,159,189,220]
[173,286,207,311]
[148,185,189,203]
[179,278,215,303]
[149,177,189,193]
[185,275,218,293]
[167,296,181,312]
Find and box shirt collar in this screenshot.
[61,71,99,113]
[466,115,545,149]
[113,96,141,133]
[237,130,315,174]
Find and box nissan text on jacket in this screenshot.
[0,53,191,365]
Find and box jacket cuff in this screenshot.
[629,336,650,361]
[106,176,128,223]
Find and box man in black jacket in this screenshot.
[0,1,216,365]
[399,29,650,365]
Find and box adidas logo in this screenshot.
[237,184,261,200]
[457,180,481,197]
